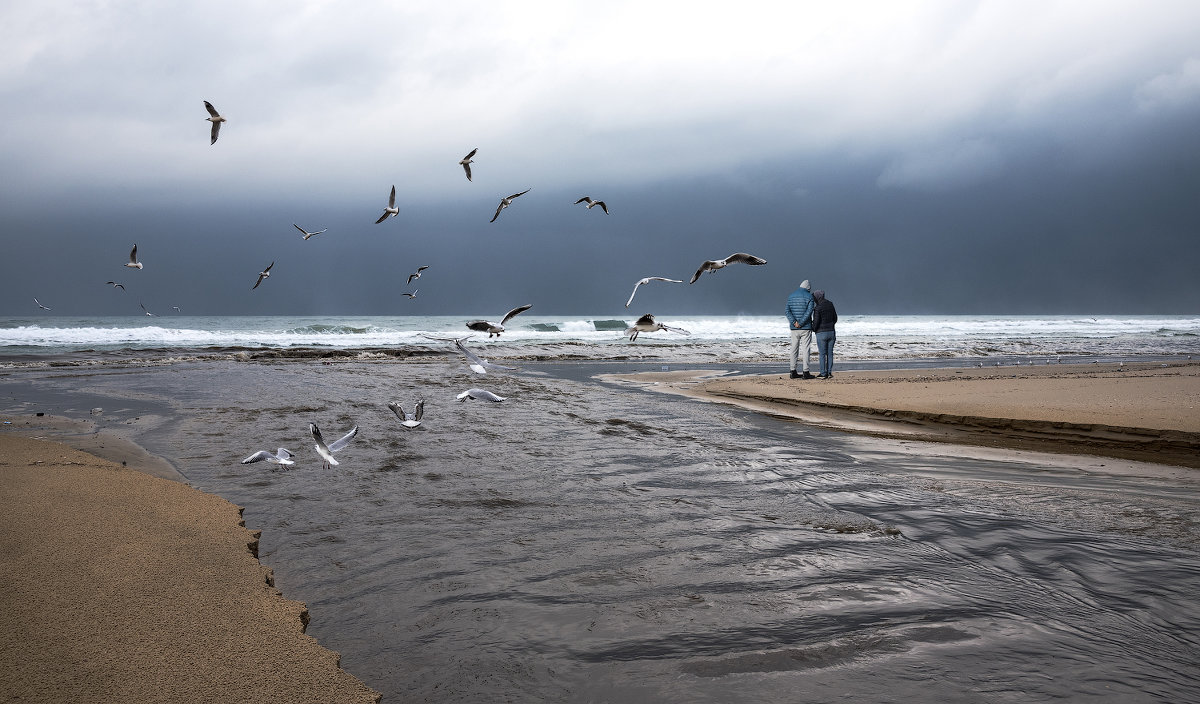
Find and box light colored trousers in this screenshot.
[789,329,813,372]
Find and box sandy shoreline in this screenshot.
[604,361,1200,468]
[0,429,380,703]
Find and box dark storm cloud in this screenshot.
[3,2,1199,315]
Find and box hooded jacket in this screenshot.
[785,281,815,331]
[811,290,837,332]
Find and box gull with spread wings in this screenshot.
[574,196,609,214]
[203,101,226,145]
[466,303,532,337]
[375,185,399,224]
[309,422,359,469]
[252,262,274,290]
[388,401,424,428]
[459,148,477,182]
[240,447,294,467]
[689,252,767,284]
[625,276,683,308]
[624,313,690,342]
[490,188,530,223]
[294,224,327,240]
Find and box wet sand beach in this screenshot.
[607,361,1200,468]
[0,429,380,703]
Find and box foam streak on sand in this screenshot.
[608,361,1200,468]
[0,432,380,704]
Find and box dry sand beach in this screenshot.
[0,428,380,704]
[607,361,1200,468]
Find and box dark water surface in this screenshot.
[3,358,1199,702]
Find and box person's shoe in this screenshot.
[789,370,800,379]
[801,371,816,379]
[816,373,827,379]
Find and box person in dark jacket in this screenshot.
[785,280,816,379]
[811,289,837,378]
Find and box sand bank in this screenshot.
[604,361,1200,468]
[0,431,380,703]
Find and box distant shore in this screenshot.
[0,426,380,703]
[604,361,1200,468]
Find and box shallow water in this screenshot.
[3,357,1199,702]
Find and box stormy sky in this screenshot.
[2,1,1199,317]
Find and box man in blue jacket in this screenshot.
[785,279,816,379]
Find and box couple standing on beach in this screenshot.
[786,279,837,379]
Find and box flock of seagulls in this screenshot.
[31,102,769,322]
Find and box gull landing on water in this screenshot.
[490,189,530,223]
[574,196,609,214]
[689,252,767,284]
[466,304,532,337]
[457,388,506,402]
[203,101,226,145]
[252,261,274,290]
[387,401,424,428]
[309,422,358,469]
[453,338,518,375]
[240,448,295,467]
[125,244,143,269]
[294,224,327,240]
[625,276,683,308]
[625,313,690,342]
[459,148,477,182]
[375,185,398,224]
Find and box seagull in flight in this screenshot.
[125,244,143,269]
[624,313,690,342]
[625,276,683,308]
[106,281,126,291]
[140,303,155,316]
[240,447,295,467]
[375,185,399,224]
[34,298,50,311]
[309,422,358,469]
[689,252,767,284]
[457,388,506,402]
[387,401,424,428]
[294,224,327,240]
[574,196,609,214]
[252,261,274,290]
[490,188,530,223]
[401,290,418,300]
[203,100,226,145]
[406,265,429,285]
[459,148,477,182]
[453,337,518,375]
[466,303,532,337]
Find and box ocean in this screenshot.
[2,314,1199,701]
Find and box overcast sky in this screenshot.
[2,0,1199,317]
